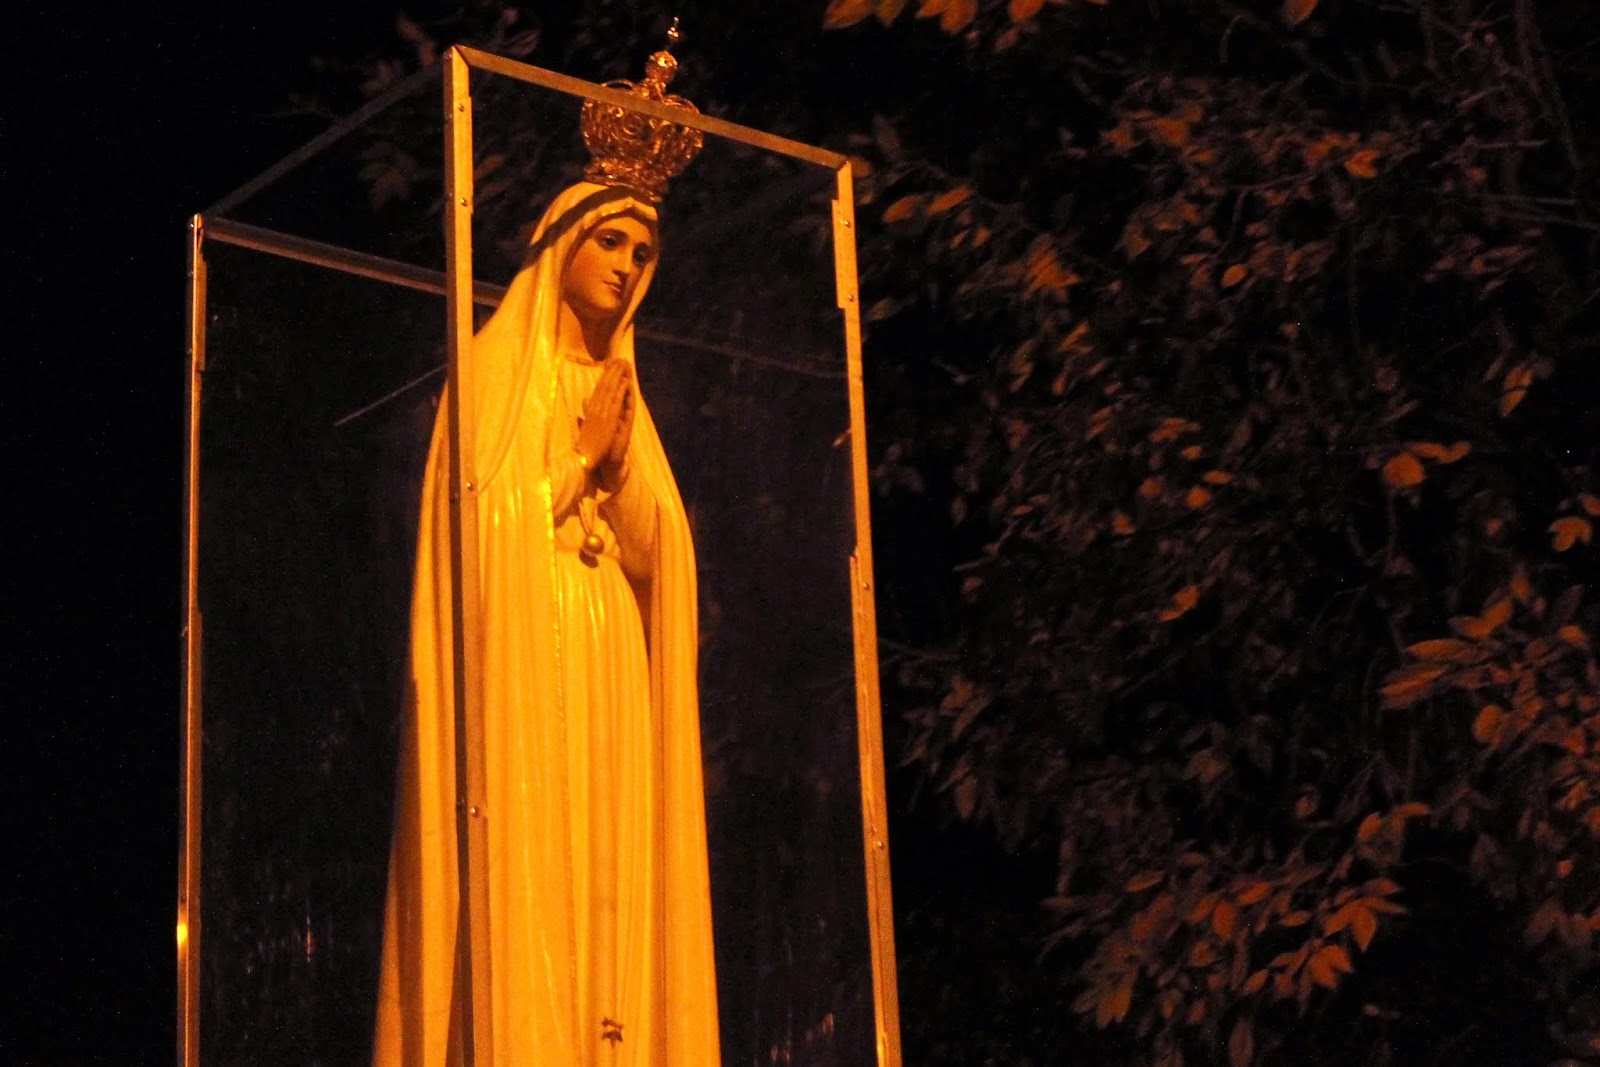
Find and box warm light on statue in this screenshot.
[371,34,719,1066]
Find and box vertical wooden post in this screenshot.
[177,214,207,1067]
[445,46,495,1066]
[834,163,904,1067]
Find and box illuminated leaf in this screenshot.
[1324,900,1378,951]
[1097,974,1134,1026]
[1124,224,1153,258]
[940,676,976,712]
[1149,118,1191,147]
[1344,148,1380,179]
[1500,364,1533,415]
[1188,894,1219,924]
[1308,944,1352,988]
[876,0,909,24]
[1450,597,1511,640]
[1303,136,1335,167]
[1236,881,1272,906]
[1281,0,1318,27]
[1324,901,1361,935]
[1128,871,1164,892]
[1407,440,1471,463]
[1185,486,1214,509]
[1580,492,1600,518]
[1557,625,1590,650]
[1008,0,1045,20]
[1056,320,1092,355]
[1549,516,1593,552]
[1404,638,1471,661]
[1159,584,1200,622]
[1105,123,1136,152]
[1221,264,1249,287]
[1351,906,1378,950]
[1242,969,1268,996]
[1150,417,1197,443]
[1382,452,1425,489]
[1472,705,1507,744]
[1213,899,1237,939]
[1024,242,1080,297]
[927,185,973,214]
[1228,1016,1255,1067]
[1364,891,1407,915]
[1203,470,1234,485]
[1525,900,1562,947]
[1307,954,1336,989]
[824,0,877,28]
[882,195,923,223]
[954,775,977,819]
[1380,665,1446,707]
[934,0,978,31]
[1511,566,1532,604]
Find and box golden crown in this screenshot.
[581,19,704,204]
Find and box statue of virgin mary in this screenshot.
[371,172,720,1065]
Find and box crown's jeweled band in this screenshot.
[580,22,703,204]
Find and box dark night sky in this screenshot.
[9,5,446,1061]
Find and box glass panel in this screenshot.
[466,65,592,290]
[216,69,447,272]
[196,239,444,1063]
[470,70,874,1064]
[644,145,872,1067]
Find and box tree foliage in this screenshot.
[328,0,1600,1061]
[835,0,1599,1062]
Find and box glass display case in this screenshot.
[180,45,898,1066]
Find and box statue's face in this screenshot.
[563,215,656,325]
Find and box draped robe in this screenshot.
[373,182,721,1066]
